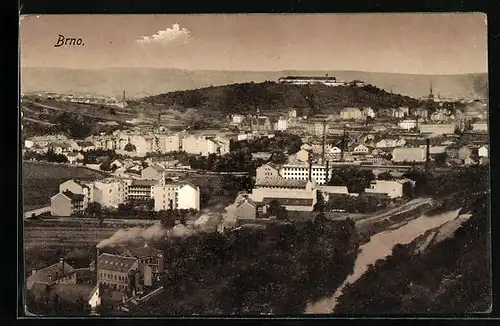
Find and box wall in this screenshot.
[50,194,72,217]
[177,184,200,210]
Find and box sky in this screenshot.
[20,13,488,74]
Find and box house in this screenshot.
[376,138,406,148]
[256,163,281,181]
[93,178,126,208]
[65,152,84,164]
[412,107,429,119]
[317,185,350,201]
[50,191,86,217]
[27,258,77,290]
[458,146,473,160]
[288,109,297,119]
[464,157,477,166]
[362,107,376,119]
[398,119,417,131]
[97,253,142,293]
[365,179,414,199]
[235,197,258,219]
[295,148,311,162]
[260,197,315,212]
[392,147,427,163]
[478,145,488,158]
[274,118,288,131]
[391,107,409,118]
[122,244,165,278]
[472,120,488,132]
[141,165,166,182]
[29,283,101,311]
[340,107,362,120]
[418,123,456,135]
[251,152,273,161]
[152,182,200,211]
[249,178,317,212]
[251,116,273,132]
[352,144,370,154]
[110,159,124,169]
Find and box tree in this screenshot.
[124,143,137,152]
[433,152,448,167]
[314,191,325,212]
[85,202,103,218]
[267,200,288,220]
[377,171,394,180]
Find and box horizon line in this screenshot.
[20,66,488,76]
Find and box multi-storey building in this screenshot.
[124,179,158,202]
[50,191,86,216]
[59,179,94,208]
[97,253,141,292]
[157,134,181,153]
[279,162,332,185]
[340,107,363,120]
[152,182,200,211]
[93,178,126,208]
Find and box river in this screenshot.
[305,208,464,314]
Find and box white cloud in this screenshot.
[136,24,192,46]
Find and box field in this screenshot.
[22,161,108,211]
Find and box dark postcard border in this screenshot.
[14,0,499,323]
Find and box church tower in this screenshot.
[428,81,434,101]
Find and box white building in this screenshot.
[274,118,288,131]
[353,144,370,154]
[157,134,181,153]
[280,163,332,185]
[398,119,417,131]
[152,182,200,211]
[59,179,94,208]
[365,179,414,199]
[249,178,317,212]
[93,178,126,208]
[478,145,489,158]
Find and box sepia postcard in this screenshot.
[19,13,490,317]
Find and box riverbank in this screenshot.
[305,208,465,314]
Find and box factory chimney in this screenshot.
[307,152,313,182]
[321,119,327,164]
[325,160,330,184]
[425,138,431,167]
[96,247,100,285]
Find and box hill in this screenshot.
[135,82,423,116]
[21,67,488,100]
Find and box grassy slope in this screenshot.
[22,161,107,210]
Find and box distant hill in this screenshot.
[136,82,423,116]
[21,67,488,100]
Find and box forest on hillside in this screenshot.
[136,82,423,116]
[335,192,490,314]
[129,217,360,315]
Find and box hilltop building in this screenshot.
[278,75,347,86]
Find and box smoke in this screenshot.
[97,223,166,249]
[167,224,193,238]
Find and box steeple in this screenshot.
[428,81,434,100]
